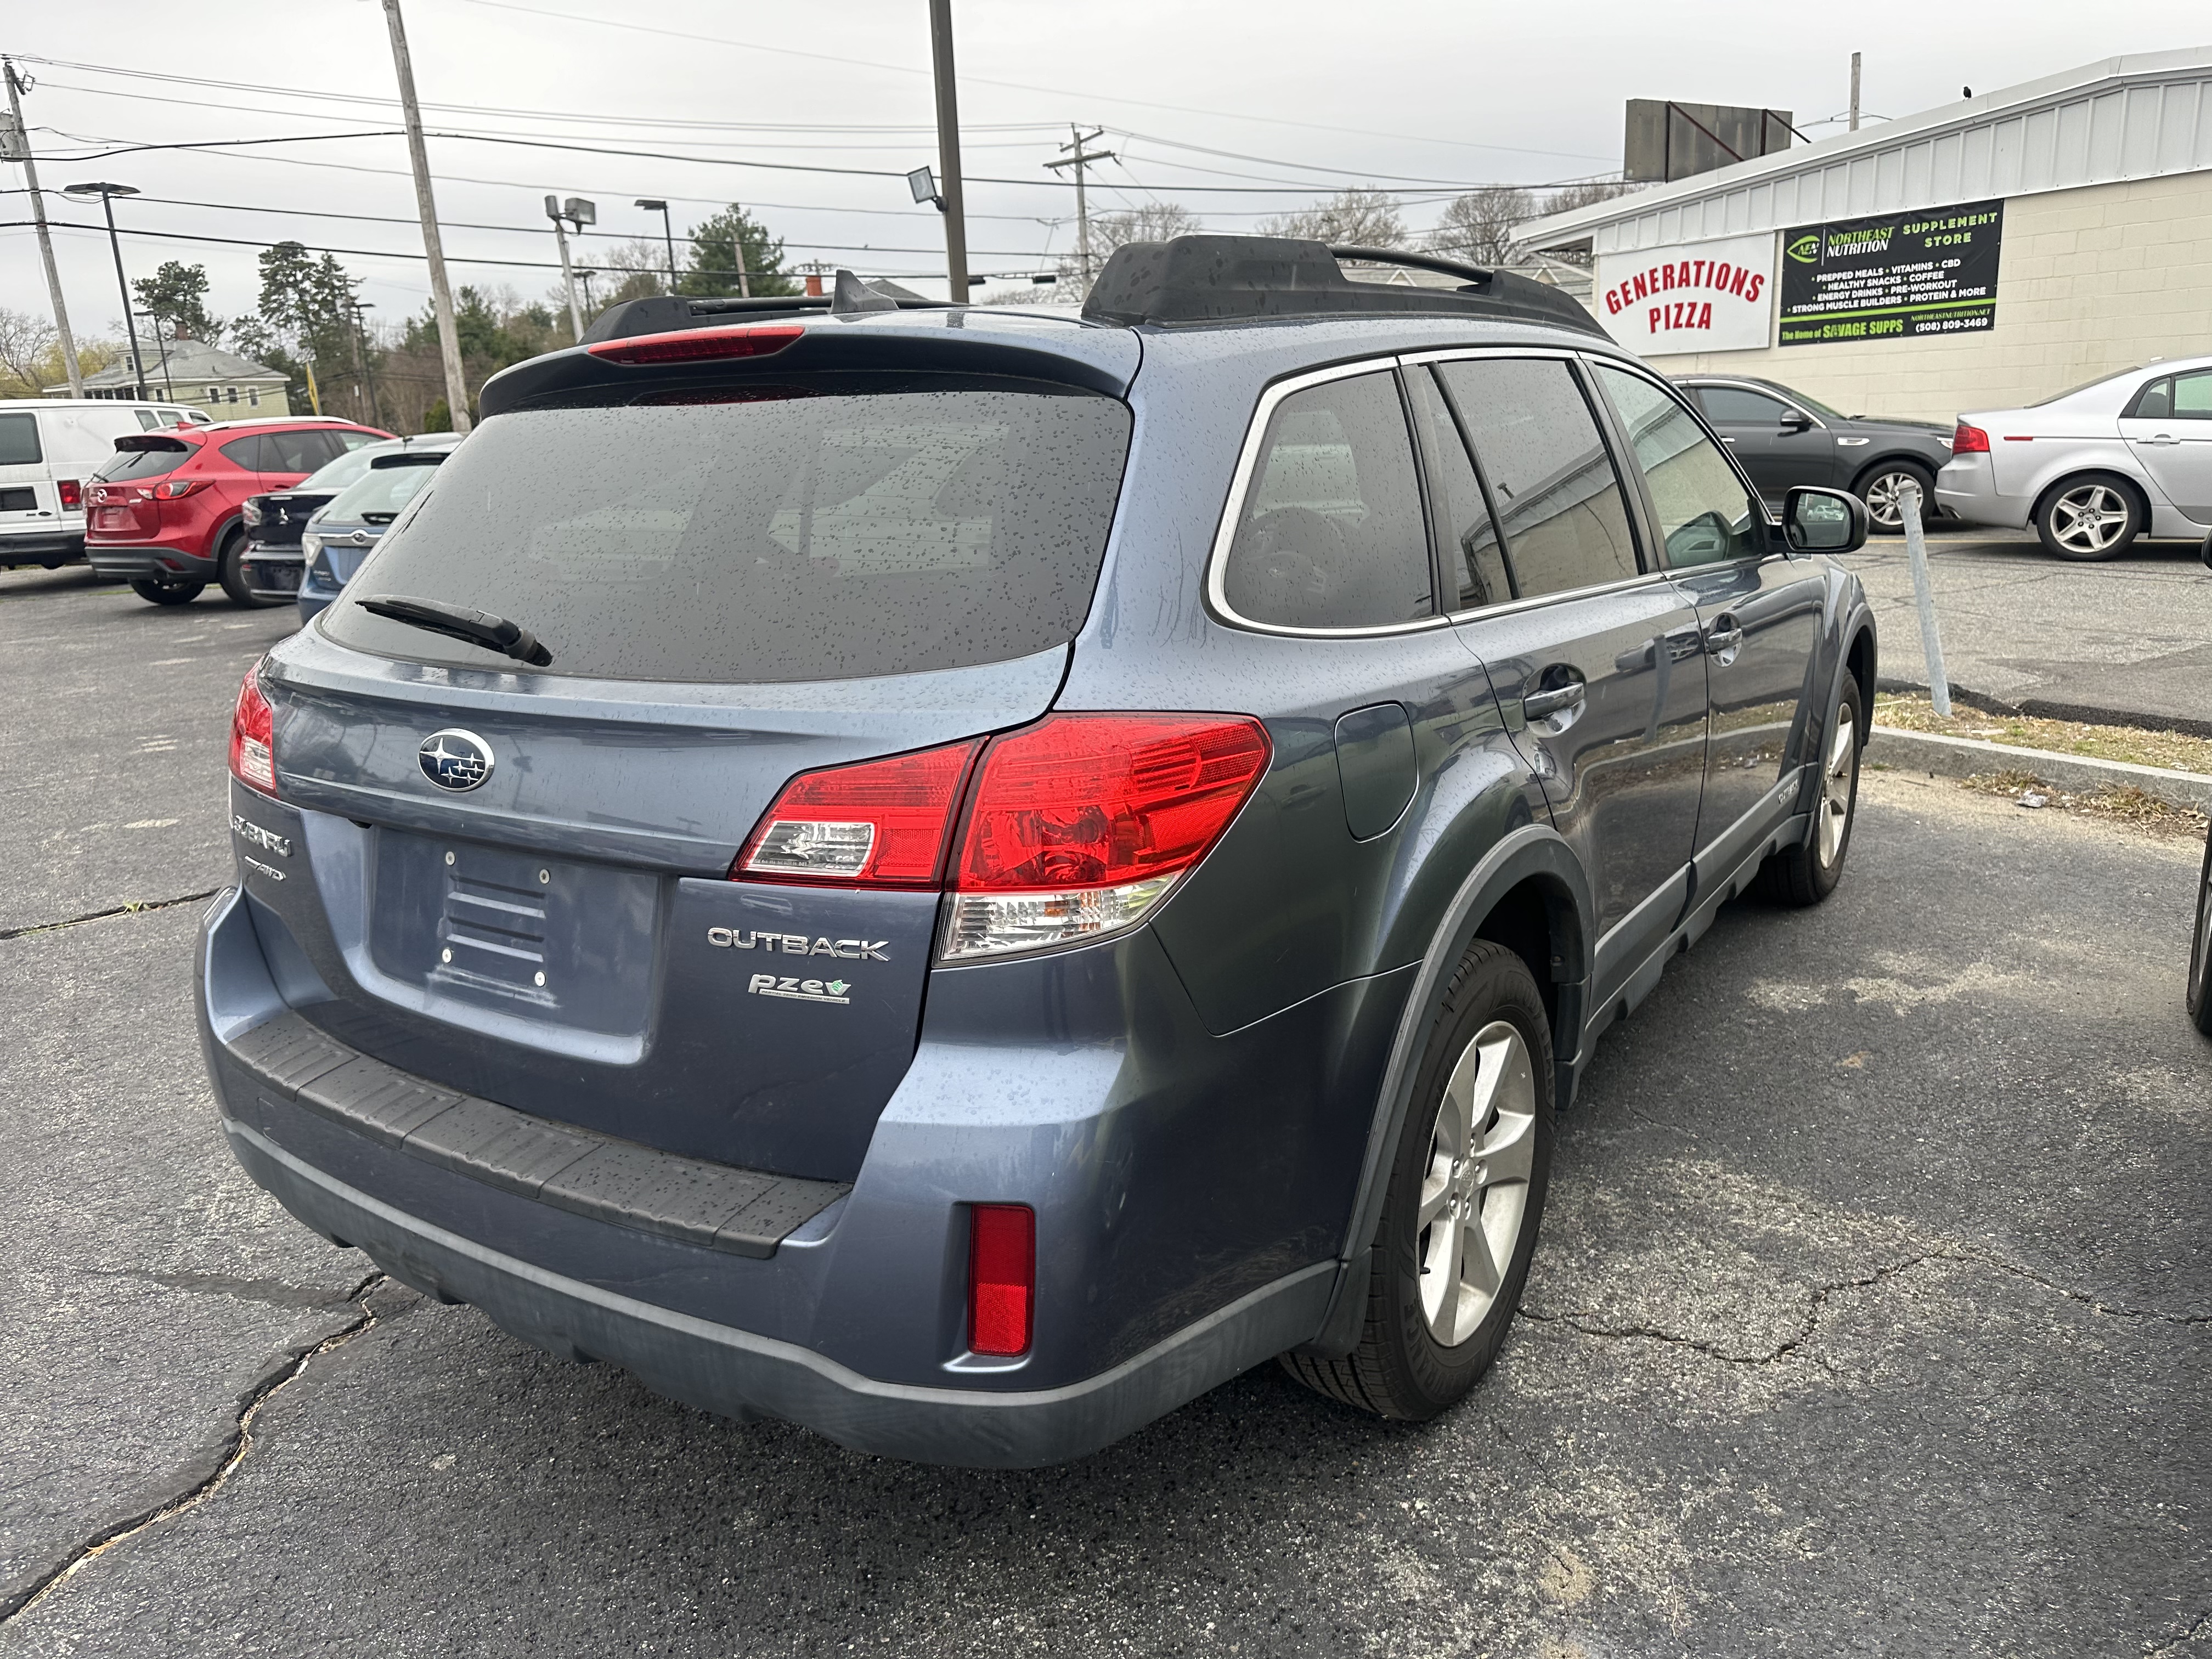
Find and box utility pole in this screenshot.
[3,59,82,397]
[1044,125,1115,291]
[64,182,143,397]
[1849,51,1863,132]
[382,0,471,433]
[731,206,751,300]
[350,296,381,428]
[927,0,969,301]
[545,195,589,341]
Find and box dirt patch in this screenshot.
[1874,693,2212,776]
[1954,768,2209,839]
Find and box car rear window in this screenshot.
[326,460,442,521]
[0,412,42,466]
[321,380,1131,684]
[92,438,196,483]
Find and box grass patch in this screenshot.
[1955,766,2209,839]
[1874,693,2212,776]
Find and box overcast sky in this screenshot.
[5,0,2208,341]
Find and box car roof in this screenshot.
[190,416,380,435]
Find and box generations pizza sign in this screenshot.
[1778,199,2004,346]
[1592,233,1776,356]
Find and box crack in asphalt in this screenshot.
[0,889,223,942]
[0,1276,390,1626]
[2146,1611,2212,1657]
[1522,1248,2209,1365]
[68,1265,381,1314]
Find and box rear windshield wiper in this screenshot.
[356,594,553,668]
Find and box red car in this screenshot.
[86,416,392,606]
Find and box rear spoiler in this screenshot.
[369,452,450,470]
[112,434,193,453]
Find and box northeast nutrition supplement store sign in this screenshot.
[1779,199,2003,347]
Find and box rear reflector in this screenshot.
[736,740,981,887]
[585,324,806,365]
[229,664,277,797]
[969,1204,1035,1357]
[1951,422,1990,454]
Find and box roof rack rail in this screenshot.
[1079,234,1603,336]
[582,274,950,346]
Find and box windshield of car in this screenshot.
[323,460,442,522]
[92,439,196,483]
[291,444,390,496]
[320,380,1133,684]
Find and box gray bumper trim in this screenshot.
[226,1121,1335,1468]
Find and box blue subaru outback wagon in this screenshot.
[200,238,1876,1466]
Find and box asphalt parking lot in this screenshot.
[2,567,2207,1658]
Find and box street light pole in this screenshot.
[546,196,582,341]
[635,198,678,295]
[3,58,82,397]
[381,0,471,433]
[927,0,968,301]
[65,182,143,397]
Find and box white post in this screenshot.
[1899,479,1951,717]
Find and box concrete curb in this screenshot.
[1876,676,2212,741]
[1868,725,2212,815]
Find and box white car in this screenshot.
[1936,355,2212,561]
[0,397,212,569]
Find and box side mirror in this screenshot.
[1779,408,1813,432]
[1782,486,1869,554]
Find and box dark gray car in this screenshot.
[1675,374,1955,533]
[198,239,1877,1467]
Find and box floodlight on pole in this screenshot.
[636,198,678,292]
[907,166,941,210]
[64,181,145,398]
[545,193,596,341]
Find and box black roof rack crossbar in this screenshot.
[1079,234,1604,337]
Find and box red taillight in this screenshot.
[229,665,277,797]
[735,740,982,887]
[968,1204,1035,1357]
[586,324,805,365]
[952,715,1271,892]
[155,478,208,498]
[1951,423,1990,454]
[58,479,81,509]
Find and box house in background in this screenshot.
[47,337,291,416]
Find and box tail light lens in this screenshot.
[968,1204,1035,1357]
[58,479,81,509]
[155,478,208,498]
[733,714,1271,961]
[229,665,277,797]
[1951,423,1990,454]
[586,323,805,365]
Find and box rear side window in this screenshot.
[219,435,268,471]
[1220,370,1432,629]
[1593,365,1763,569]
[2174,371,2212,419]
[322,382,1132,684]
[1435,358,1640,600]
[92,440,194,483]
[1696,386,1790,425]
[1409,369,1512,610]
[264,429,337,473]
[0,413,40,466]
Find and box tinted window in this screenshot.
[2129,378,2173,419]
[1596,365,1763,569]
[1696,386,1791,425]
[92,441,194,482]
[133,409,162,431]
[1221,370,1432,629]
[0,413,40,466]
[321,383,1131,684]
[1410,368,1512,610]
[219,434,268,471]
[2174,371,2212,419]
[1436,359,1640,600]
[265,429,336,473]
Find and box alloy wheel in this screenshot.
[1863,471,1911,530]
[2050,484,2132,555]
[1818,703,1858,868]
[1415,1019,1538,1347]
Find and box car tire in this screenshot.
[217,529,273,608]
[2188,829,2212,1039]
[2035,475,2144,561]
[128,578,204,606]
[1858,461,1937,536]
[1281,940,1554,1421]
[1756,673,1864,906]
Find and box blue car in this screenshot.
[200,241,1876,1466]
[295,433,461,622]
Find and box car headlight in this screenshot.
[300,531,322,558]
[241,498,263,526]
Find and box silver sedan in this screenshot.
[1935,353,2212,560]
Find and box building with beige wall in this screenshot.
[1515,49,2212,426]
[47,337,291,417]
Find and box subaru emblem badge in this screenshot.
[419,729,495,792]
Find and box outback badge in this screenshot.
[419,729,495,792]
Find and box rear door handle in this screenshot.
[1523,679,1585,718]
[1704,622,1744,657]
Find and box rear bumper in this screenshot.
[241,548,305,602]
[0,529,83,565]
[88,543,216,582]
[1933,455,2024,529]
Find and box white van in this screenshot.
[0,398,213,568]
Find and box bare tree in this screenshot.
[1543,178,1639,215]
[1427,187,1537,266]
[1086,202,1202,256]
[0,307,57,392]
[1258,188,1407,249]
